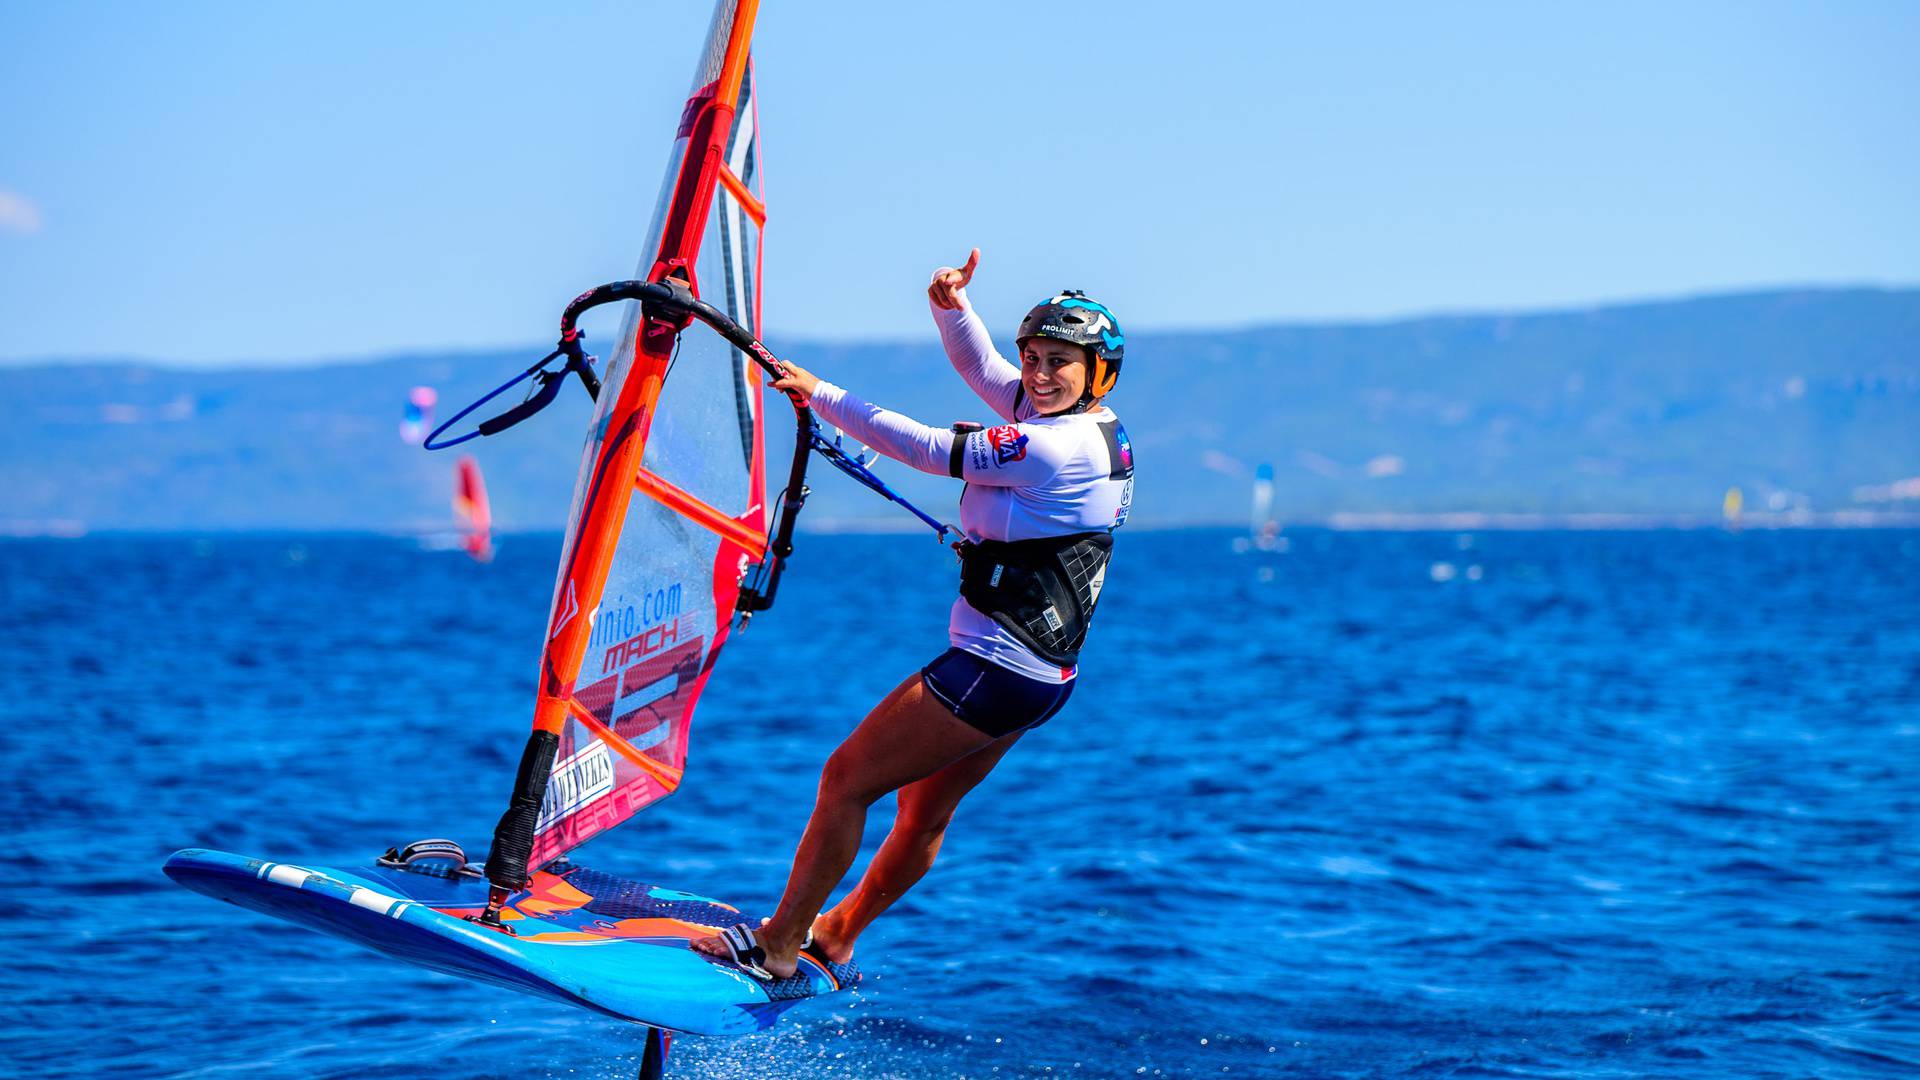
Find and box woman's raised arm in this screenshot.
[926,249,1023,421]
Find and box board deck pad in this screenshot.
[164,848,858,1036]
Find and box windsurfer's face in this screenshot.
[1020,339,1091,415]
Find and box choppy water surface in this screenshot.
[3,529,1916,1079]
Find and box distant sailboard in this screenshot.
[413,455,497,559]
[1233,462,1287,553]
[453,454,493,562]
[165,3,881,1074]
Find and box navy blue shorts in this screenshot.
[920,648,1074,738]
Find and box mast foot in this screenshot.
[463,884,518,935]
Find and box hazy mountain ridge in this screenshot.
[4,287,1916,533]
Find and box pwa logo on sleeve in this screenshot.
[985,425,1028,466]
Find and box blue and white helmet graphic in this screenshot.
[1016,290,1126,402]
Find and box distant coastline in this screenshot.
[3,286,1915,533]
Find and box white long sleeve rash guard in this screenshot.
[808,290,1134,683]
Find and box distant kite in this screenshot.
[399,386,438,444]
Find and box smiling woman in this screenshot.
[691,248,1138,983]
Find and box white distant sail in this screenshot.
[1251,462,1274,537]
[1236,462,1285,554]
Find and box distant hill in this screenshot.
[3,287,1917,533]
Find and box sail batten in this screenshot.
[634,468,770,552]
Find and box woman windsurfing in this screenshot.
[694,249,1136,980]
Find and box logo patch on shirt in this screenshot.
[1097,418,1134,480]
[986,425,1028,466]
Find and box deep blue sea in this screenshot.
[4,529,1917,1079]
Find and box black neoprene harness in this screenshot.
[957,531,1114,667]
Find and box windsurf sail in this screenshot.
[480,0,773,898]
[453,455,493,563]
[1250,463,1274,538]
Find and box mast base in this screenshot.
[463,884,518,935]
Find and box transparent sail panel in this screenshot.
[549,140,689,590]
[529,494,724,864]
[692,0,741,93]
[638,320,755,514]
[716,65,763,483]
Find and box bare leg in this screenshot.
[808,729,1024,963]
[692,672,997,976]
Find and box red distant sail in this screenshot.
[453,455,494,563]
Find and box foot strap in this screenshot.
[716,923,773,980]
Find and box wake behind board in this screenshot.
[164,847,858,1036]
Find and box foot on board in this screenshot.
[802,919,854,966]
[693,922,798,981]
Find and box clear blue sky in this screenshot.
[2,1,1916,365]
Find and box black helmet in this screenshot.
[1016,290,1125,407]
